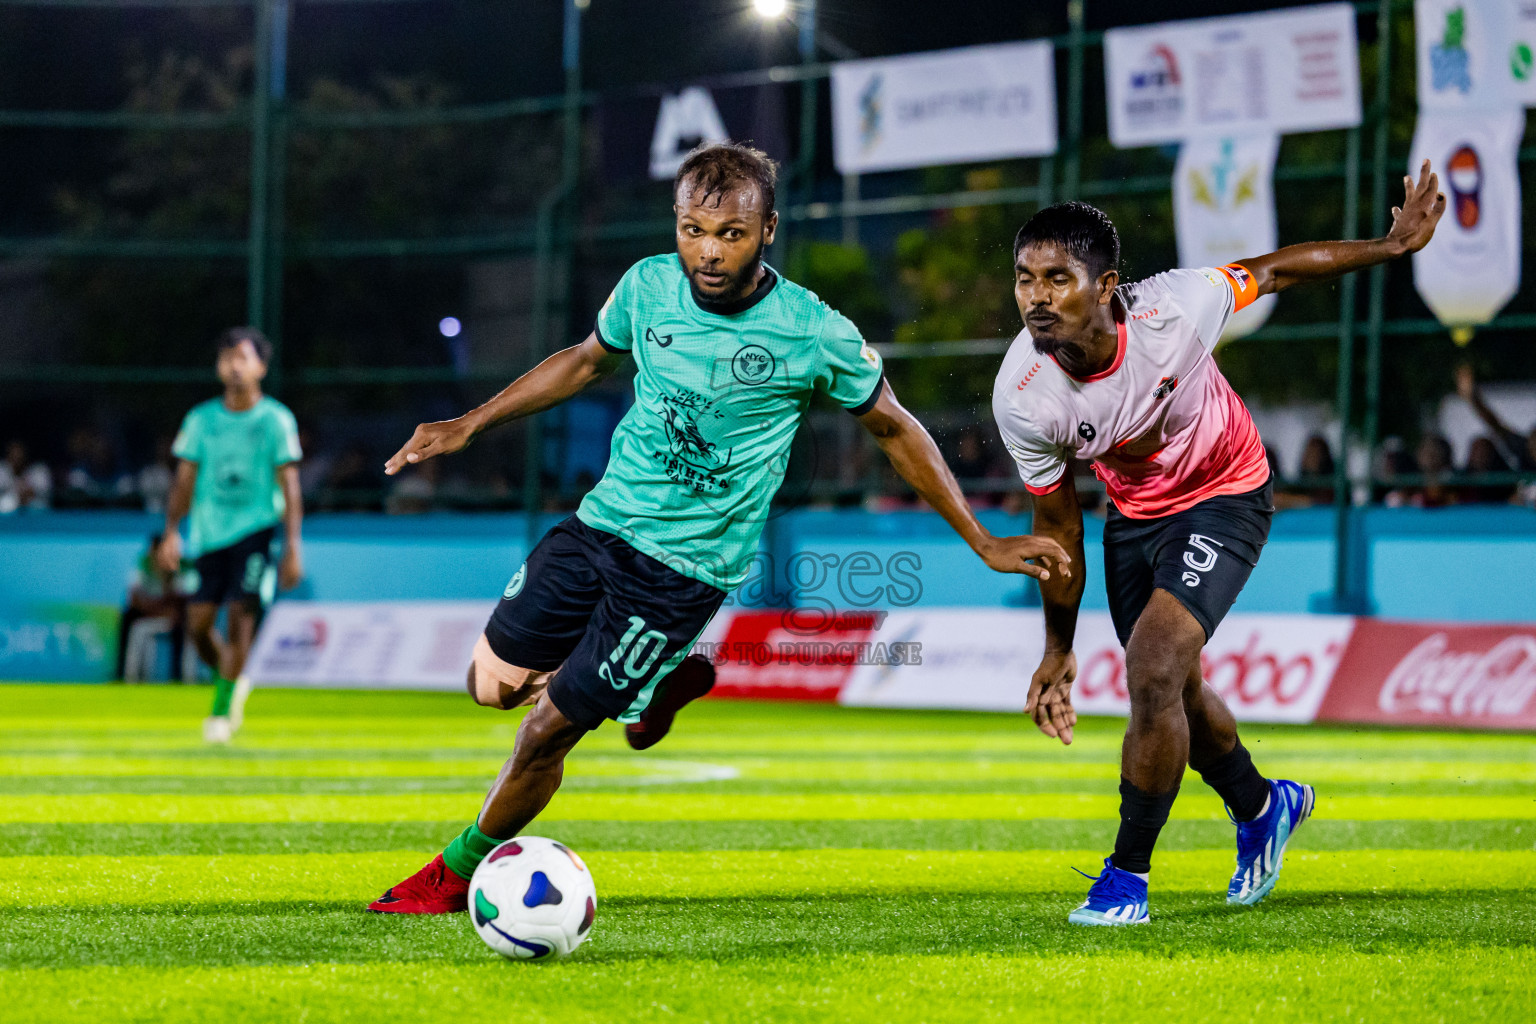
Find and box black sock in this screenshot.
[1110,779,1179,875]
[1194,739,1270,821]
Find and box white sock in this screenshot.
[1131,871,1149,882]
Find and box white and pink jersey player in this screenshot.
[993,264,1270,519]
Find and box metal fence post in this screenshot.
[1362,0,1395,463]
[1329,126,1362,611]
[1060,0,1086,201]
[245,0,289,393]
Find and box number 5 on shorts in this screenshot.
[599,615,668,690]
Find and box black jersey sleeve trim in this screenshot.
[592,321,628,353]
[844,374,886,417]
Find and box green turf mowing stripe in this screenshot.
[5,849,1533,908]
[4,949,1535,1023]
[5,754,1531,788]
[4,791,1532,823]
[2,819,1533,858]
[4,891,1535,971]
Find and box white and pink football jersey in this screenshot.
[992,264,1271,519]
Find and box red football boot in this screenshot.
[366,853,470,914]
[624,653,716,751]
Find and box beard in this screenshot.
[685,240,765,302]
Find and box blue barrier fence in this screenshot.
[2,507,1533,680]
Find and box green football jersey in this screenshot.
[577,254,885,590]
[171,395,302,556]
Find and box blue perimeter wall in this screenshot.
[3,506,1534,622]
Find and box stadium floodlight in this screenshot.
[754,0,788,19]
[438,317,462,338]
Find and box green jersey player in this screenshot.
[368,143,1070,914]
[157,328,305,743]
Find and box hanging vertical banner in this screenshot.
[1416,0,1536,111]
[830,41,1057,174]
[1173,135,1280,340]
[1103,4,1361,148]
[1409,108,1524,326]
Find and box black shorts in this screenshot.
[483,516,727,731]
[1102,479,1274,646]
[189,526,278,608]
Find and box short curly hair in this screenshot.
[1014,201,1121,279]
[674,141,777,214]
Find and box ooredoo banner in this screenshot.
[1317,619,1536,730]
[830,41,1057,174]
[1103,3,1361,148]
[837,609,1354,724]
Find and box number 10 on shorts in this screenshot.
[600,615,668,690]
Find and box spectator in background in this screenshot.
[319,443,383,511]
[0,439,52,512]
[1387,433,1455,508]
[1461,436,1516,504]
[117,533,187,681]
[61,426,121,506]
[385,457,438,514]
[135,435,176,513]
[1278,434,1337,508]
[1455,364,1536,507]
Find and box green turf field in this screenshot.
[1,685,1533,1023]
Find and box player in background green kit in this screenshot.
[157,328,304,743]
[367,142,1071,913]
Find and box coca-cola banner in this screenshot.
[1317,619,1536,730]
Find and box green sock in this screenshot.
[210,673,235,717]
[442,822,504,881]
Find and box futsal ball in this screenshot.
[468,836,597,960]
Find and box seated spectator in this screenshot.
[61,426,121,507]
[135,435,176,513]
[0,439,52,512]
[117,533,188,682]
[385,458,438,515]
[1278,434,1337,508]
[1387,433,1455,508]
[1460,436,1516,504]
[319,443,383,512]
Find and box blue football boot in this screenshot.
[1068,857,1150,926]
[1227,778,1316,906]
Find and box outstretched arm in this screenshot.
[385,332,626,475]
[1023,475,1086,745]
[856,382,1071,581]
[1238,160,1445,296]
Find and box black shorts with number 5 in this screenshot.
[483,516,727,731]
[1102,478,1274,646]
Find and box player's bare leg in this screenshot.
[475,694,588,838]
[185,601,227,679]
[221,602,260,732]
[187,601,237,742]
[369,688,585,914]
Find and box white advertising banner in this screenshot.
[838,610,1355,724]
[1409,107,1524,325]
[1173,134,1280,340]
[830,41,1057,174]
[1416,0,1536,111]
[1104,3,1361,148]
[248,601,495,690]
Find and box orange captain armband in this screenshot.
[1218,263,1260,312]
